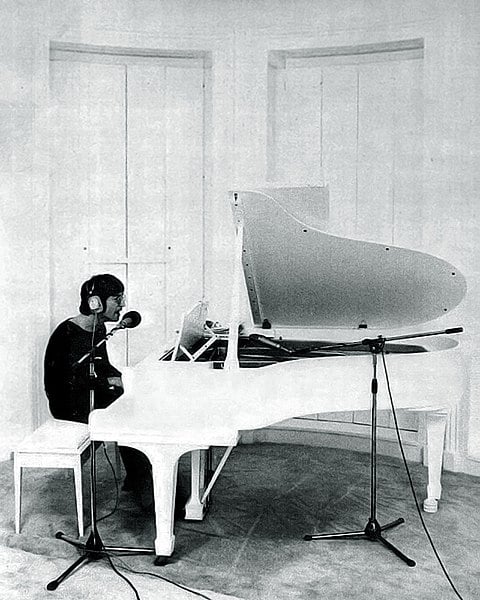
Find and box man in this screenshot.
[44,273,152,507]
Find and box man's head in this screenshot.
[79,274,126,322]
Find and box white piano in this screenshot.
[89,186,466,562]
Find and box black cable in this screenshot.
[381,350,466,600]
[73,536,215,600]
[69,314,139,597]
[81,446,212,599]
[105,554,141,600]
[90,313,97,352]
[113,556,215,600]
[96,443,120,524]
[58,544,143,599]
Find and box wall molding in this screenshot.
[444,451,480,477]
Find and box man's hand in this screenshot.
[107,376,123,390]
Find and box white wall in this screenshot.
[1,0,480,472]
[0,0,50,457]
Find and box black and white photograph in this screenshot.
[0,1,479,598]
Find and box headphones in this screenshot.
[87,279,103,313]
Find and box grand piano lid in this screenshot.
[231,186,467,330]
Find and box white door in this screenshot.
[50,49,207,366]
[268,42,424,437]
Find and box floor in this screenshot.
[1,442,479,600]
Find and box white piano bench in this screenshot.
[13,419,90,537]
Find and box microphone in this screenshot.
[445,327,463,335]
[75,311,142,365]
[249,333,293,354]
[111,310,142,333]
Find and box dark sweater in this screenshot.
[44,319,123,424]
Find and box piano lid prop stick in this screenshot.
[224,220,244,370]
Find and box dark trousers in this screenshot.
[118,446,151,483]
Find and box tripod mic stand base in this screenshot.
[304,517,416,567]
[47,529,156,591]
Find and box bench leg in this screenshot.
[73,459,84,537]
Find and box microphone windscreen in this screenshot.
[123,310,142,329]
[445,327,463,334]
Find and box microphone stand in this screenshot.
[304,326,463,567]
[47,318,154,591]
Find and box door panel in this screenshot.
[356,62,395,244]
[165,66,205,337]
[127,65,167,263]
[128,262,167,363]
[50,52,206,367]
[267,45,423,436]
[322,65,358,237]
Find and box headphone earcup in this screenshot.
[88,295,103,313]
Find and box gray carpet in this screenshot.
[1,442,479,599]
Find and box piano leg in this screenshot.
[128,443,208,562]
[423,410,448,513]
[184,449,208,520]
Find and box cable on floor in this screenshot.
[96,442,120,524]
[381,349,466,600]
